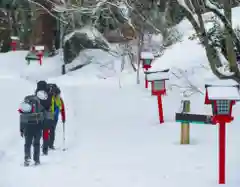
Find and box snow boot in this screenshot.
[42,151,48,156]
[49,145,55,150]
[24,159,30,167]
[34,160,40,166]
[42,147,48,155]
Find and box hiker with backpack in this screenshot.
[18,93,47,166]
[47,83,66,150]
[35,80,55,155]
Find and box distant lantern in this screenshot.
[34,45,45,66]
[144,69,169,89]
[146,70,169,124]
[10,36,19,51]
[146,70,169,96]
[140,52,154,71]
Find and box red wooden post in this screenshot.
[145,72,148,88]
[37,53,43,65]
[145,79,148,88]
[11,41,16,51]
[39,56,42,65]
[157,95,164,123]
[219,121,226,184]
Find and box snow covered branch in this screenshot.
[204,0,240,52]
[169,67,205,97]
[27,0,68,24]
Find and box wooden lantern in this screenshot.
[146,71,169,96]
[140,52,154,71]
[34,45,45,65]
[204,82,240,184]
[10,36,19,51]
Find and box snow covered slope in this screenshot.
[0,51,62,82]
[1,7,240,187]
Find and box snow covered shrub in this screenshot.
[162,27,183,47]
[188,15,240,61]
[63,26,111,64]
[165,0,186,27]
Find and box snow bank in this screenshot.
[0,51,62,82]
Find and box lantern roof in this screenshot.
[205,79,238,87]
[34,46,45,51]
[140,52,154,59]
[144,69,170,74]
[206,86,240,100]
[147,72,169,81]
[10,36,19,40]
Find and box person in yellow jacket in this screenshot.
[49,90,66,149]
[42,83,66,154]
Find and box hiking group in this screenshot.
[18,80,66,166]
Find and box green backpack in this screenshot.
[19,95,45,126]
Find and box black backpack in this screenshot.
[35,87,52,111]
[47,83,61,95]
[20,95,45,127]
[36,80,47,93]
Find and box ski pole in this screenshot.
[62,122,66,151]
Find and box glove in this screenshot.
[20,128,25,137]
[20,130,24,137]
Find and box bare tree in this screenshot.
[176,0,240,82]
[222,0,237,71]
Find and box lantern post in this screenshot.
[205,83,240,184]
[146,70,169,124]
[175,81,240,184]
[10,36,19,51]
[34,46,45,65]
[140,52,154,88]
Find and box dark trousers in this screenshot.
[42,128,49,154]
[42,119,57,153]
[24,126,42,162]
[49,120,58,147]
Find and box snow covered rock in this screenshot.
[63,26,111,64]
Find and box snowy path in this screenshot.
[1,82,240,187]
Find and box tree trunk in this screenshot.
[179,2,240,83]
[223,0,237,72]
[136,31,143,84]
[42,13,56,52]
[30,9,43,47]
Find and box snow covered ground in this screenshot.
[1,7,240,187]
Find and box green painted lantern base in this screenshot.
[25,51,49,64]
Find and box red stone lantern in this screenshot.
[205,83,240,184]
[140,52,154,71]
[10,36,19,51]
[34,46,45,65]
[146,71,169,124]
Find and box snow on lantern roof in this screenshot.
[207,86,240,100]
[34,46,45,51]
[205,79,238,87]
[140,52,154,59]
[147,72,169,81]
[144,69,170,74]
[10,36,19,40]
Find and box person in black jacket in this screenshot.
[18,95,45,166]
[35,80,54,155]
